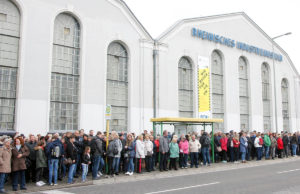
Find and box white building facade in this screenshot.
[0,0,299,135]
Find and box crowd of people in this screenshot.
[0,129,299,193]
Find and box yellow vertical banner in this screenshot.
[198,56,211,118]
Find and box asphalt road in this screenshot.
[36,159,300,194]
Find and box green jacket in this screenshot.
[169,142,179,158]
[264,135,271,147]
[36,147,47,169]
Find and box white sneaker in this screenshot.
[40,181,46,186]
[129,172,133,176]
[36,182,42,187]
[125,172,129,175]
[98,172,103,176]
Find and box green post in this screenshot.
[160,122,163,135]
[211,123,214,163]
[204,123,206,132]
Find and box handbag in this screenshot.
[63,158,72,165]
[217,146,222,152]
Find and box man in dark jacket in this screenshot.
[91,132,103,180]
[25,135,37,183]
[200,132,211,166]
[282,132,289,158]
[46,134,64,186]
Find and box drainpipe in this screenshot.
[153,41,158,136]
[153,41,158,118]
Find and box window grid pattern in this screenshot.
[281,79,289,131]
[261,63,272,132]
[50,13,80,131]
[239,57,249,131]
[0,0,20,131]
[211,51,224,131]
[178,57,193,118]
[106,42,128,132]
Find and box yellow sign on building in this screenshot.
[198,56,211,118]
[198,68,210,112]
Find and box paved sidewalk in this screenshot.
[6,156,300,193]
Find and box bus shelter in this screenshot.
[150,117,223,163]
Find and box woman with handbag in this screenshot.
[169,135,179,170]
[11,137,30,191]
[125,134,135,176]
[144,134,153,172]
[66,135,78,184]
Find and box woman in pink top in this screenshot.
[178,135,189,168]
[220,134,228,163]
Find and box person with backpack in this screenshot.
[254,133,263,161]
[45,134,64,186]
[200,132,211,166]
[264,133,271,159]
[90,132,103,180]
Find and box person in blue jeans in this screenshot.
[91,132,104,180]
[239,132,248,163]
[81,146,91,182]
[125,134,135,175]
[200,132,211,166]
[66,135,78,184]
[45,134,64,186]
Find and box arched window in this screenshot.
[0,0,20,131]
[211,50,224,131]
[261,63,272,132]
[49,13,81,131]
[106,42,128,132]
[281,78,289,131]
[178,57,193,117]
[239,57,250,131]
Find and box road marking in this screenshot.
[277,168,300,174]
[42,191,75,194]
[144,182,220,194]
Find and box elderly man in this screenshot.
[159,130,169,171]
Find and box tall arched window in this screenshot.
[211,50,224,131]
[49,13,81,131]
[106,42,128,132]
[281,78,289,131]
[239,57,250,131]
[0,0,20,131]
[178,57,193,117]
[261,63,272,132]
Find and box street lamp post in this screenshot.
[271,32,292,134]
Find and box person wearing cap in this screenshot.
[0,138,12,193]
